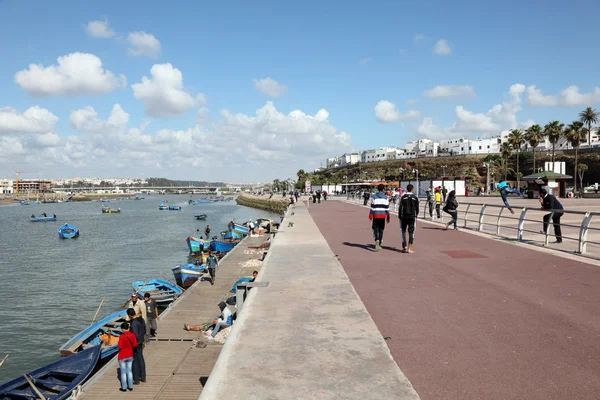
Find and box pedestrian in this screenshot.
[399,184,419,253]
[539,188,563,243]
[205,224,211,239]
[316,191,321,203]
[294,191,299,202]
[313,190,317,204]
[434,187,442,219]
[442,186,448,203]
[117,321,137,392]
[323,191,327,201]
[144,293,158,340]
[127,292,147,324]
[363,191,370,206]
[368,184,390,251]
[465,186,469,197]
[443,190,459,230]
[206,250,219,285]
[497,181,521,214]
[248,219,256,235]
[127,308,146,385]
[421,188,434,218]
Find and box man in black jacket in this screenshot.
[127,308,147,384]
[539,188,563,243]
[398,184,419,253]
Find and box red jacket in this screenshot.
[117,331,138,360]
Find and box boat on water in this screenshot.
[210,240,237,253]
[30,215,57,222]
[196,199,211,204]
[0,345,101,400]
[187,236,209,253]
[101,207,121,214]
[168,205,182,211]
[133,196,144,200]
[132,279,183,304]
[59,310,127,359]
[159,203,169,210]
[58,223,79,239]
[221,229,243,240]
[172,263,206,288]
[232,223,249,236]
[194,214,207,220]
[188,199,196,205]
[100,199,110,202]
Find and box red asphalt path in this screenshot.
[309,200,600,400]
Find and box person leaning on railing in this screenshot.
[539,188,563,244]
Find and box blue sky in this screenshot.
[0,0,599,181]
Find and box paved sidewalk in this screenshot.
[309,200,600,400]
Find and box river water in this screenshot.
[0,195,276,383]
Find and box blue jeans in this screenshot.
[500,188,521,207]
[447,211,458,229]
[211,320,231,337]
[119,357,133,390]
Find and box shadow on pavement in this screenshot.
[342,242,405,253]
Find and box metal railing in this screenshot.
[342,196,600,259]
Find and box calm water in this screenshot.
[0,195,277,383]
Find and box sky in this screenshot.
[0,0,599,182]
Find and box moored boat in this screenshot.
[132,279,183,304]
[187,236,209,253]
[159,203,168,210]
[196,199,211,204]
[221,229,243,240]
[171,263,205,288]
[29,216,57,222]
[168,205,182,211]
[0,345,101,400]
[210,240,237,252]
[232,223,249,236]
[194,214,207,220]
[59,310,127,359]
[58,223,79,239]
[101,207,121,214]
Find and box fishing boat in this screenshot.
[171,263,206,288]
[188,199,196,205]
[59,310,127,359]
[232,223,249,236]
[132,279,184,304]
[187,236,209,253]
[221,230,243,240]
[58,223,79,239]
[134,196,144,200]
[159,203,168,210]
[101,207,121,214]
[194,214,207,220]
[100,199,110,203]
[0,345,101,400]
[168,205,182,211]
[196,199,211,204]
[20,200,30,205]
[30,216,57,222]
[210,240,237,252]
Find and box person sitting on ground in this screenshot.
[184,302,233,335]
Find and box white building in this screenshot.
[361,149,377,163]
[0,179,14,194]
[339,153,361,166]
[440,136,501,155]
[326,157,340,168]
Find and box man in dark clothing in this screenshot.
[316,191,321,203]
[363,191,370,206]
[398,184,419,253]
[127,308,146,384]
[539,188,563,243]
[442,186,448,202]
[206,250,219,285]
[144,293,158,340]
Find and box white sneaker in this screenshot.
[375,240,381,251]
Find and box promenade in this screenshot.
[308,199,600,399]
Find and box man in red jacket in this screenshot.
[117,321,138,392]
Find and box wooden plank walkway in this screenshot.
[78,235,268,400]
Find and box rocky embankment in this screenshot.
[235,194,290,215]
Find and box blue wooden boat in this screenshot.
[0,345,101,400]
[132,279,184,304]
[20,200,30,205]
[188,199,196,205]
[210,240,237,252]
[30,216,57,222]
[232,223,249,236]
[187,236,209,253]
[221,230,243,240]
[194,214,207,220]
[172,263,205,288]
[59,310,127,359]
[58,223,79,239]
[196,199,210,204]
[159,203,168,210]
[168,205,182,211]
[100,199,110,202]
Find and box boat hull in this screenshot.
[194,214,207,220]
[210,240,237,252]
[58,224,79,239]
[221,229,243,240]
[132,279,183,304]
[172,264,205,288]
[232,223,249,235]
[30,217,57,222]
[187,236,209,253]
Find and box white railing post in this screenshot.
[578,212,592,254]
[544,211,554,246]
[478,205,487,231]
[517,208,527,241]
[497,207,504,235]
[463,204,471,228]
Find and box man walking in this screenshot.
[399,184,419,253]
[204,224,211,239]
[368,184,390,252]
[539,188,563,243]
[127,308,146,385]
[144,293,158,341]
[363,191,370,206]
[420,187,434,218]
[206,250,219,285]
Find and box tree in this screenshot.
[525,124,543,173]
[508,129,525,190]
[493,156,513,181]
[544,120,564,163]
[579,107,599,148]
[500,142,512,181]
[564,121,586,193]
[577,163,588,192]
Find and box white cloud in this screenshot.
[374,100,421,123]
[86,19,115,38]
[417,117,448,140]
[433,39,452,55]
[35,132,61,147]
[406,99,418,106]
[15,52,126,97]
[525,85,558,106]
[127,32,161,58]
[453,106,501,132]
[423,85,475,98]
[0,136,24,156]
[0,106,58,134]
[526,85,600,107]
[414,34,426,43]
[359,58,370,65]
[132,64,199,117]
[69,104,129,134]
[253,77,288,98]
[195,107,209,122]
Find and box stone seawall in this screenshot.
[235,194,289,215]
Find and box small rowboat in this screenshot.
[168,205,182,211]
[132,279,184,304]
[194,214,207,220]
[210,240,237,253]
[58,223,79,239]
[232,223,249,236]
[0,345,101,400]
[172,263,205,288]
[101,208,121,214]
[221,229,244,240]
[30,216,57,222]
[196,199,211,204]
[159,203,168,210]
[187,236,209,253]
[59,310,127,359]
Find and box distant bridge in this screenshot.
[52,186,224,193]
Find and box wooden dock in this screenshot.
[77,235,268,400]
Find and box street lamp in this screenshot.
[441,165,447,192]
[413,169,419,194]
[483,162,490,195]
[343,175,348,198]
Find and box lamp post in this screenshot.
[441,164,447,192]
[413,168,419,195]
[483,162,490,195]
[343,175,348,198]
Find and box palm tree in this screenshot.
[525,124,543,173]
[564,121,585,193]
[493,157,514,182]
[508,129,525,190]
[499,142,513,180]
[544,120,564,163]
[579,107,599,148]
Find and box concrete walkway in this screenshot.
[200,202,419,399]
[309,200,600,400]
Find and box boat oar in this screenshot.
[24,374,47,400]
[0,353,9,367]
[91,297,105,324]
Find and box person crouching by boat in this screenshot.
[127,308,146,385]
[127,292,147,325]
[144,293,158,341]
[53,214,56,218]
[117,321,137,392]
[206,250,219,285]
